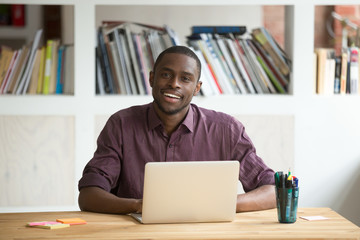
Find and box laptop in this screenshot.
[130,160,240,224]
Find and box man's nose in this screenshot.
[168,76,180,88]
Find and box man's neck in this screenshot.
[153,104,189,136]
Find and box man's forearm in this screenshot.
[78,186,142,214]
[236,184,276,212]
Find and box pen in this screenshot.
[279,172,285,188]
[275,171,282,188]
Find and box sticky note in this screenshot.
[300,216,330,221]
[27,221,70,229]
[56,217,87,225]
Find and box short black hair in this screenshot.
[153,45,202,81]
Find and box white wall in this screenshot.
[0,5,42,47]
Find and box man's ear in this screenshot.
[149,71,154,87]
[193,81,202,96]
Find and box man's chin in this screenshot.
[154,101,184,116]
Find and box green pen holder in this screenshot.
[275,187,299,223]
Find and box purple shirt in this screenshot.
[78,103,275,199]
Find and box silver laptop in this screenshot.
[130,160,239,224]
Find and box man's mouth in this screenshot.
[163,92,181,99]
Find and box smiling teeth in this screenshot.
[164,93,180,99]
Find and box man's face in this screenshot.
[150,53,202,116]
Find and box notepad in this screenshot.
[56,217,87,225]
[27,221,70,229]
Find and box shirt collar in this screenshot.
[148,102,195,133]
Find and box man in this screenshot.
[78,45,276,214]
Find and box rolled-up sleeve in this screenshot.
[230,118,275,192]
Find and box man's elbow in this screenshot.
[78,188,93,212]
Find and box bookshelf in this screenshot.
[0,0,360,227]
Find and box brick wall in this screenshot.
[263,6,284,48]
[334,5,360,55]
[263,5,360,55]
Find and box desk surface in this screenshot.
[0,208,359,240]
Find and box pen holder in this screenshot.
[275,187,299,223]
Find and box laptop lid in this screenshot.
[140,160,239,224]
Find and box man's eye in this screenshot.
[161,73,171,78]
[182,76,191,82]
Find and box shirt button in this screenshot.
[169,144,173,148]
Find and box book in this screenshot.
[340,51,348,94]
[247,39,285,93]
[187,37,223,94]
[230,35,257,94]
[0,48,18,94]
[27,48,41,94]
[334,56,341,94]
[225,36,255,94]
[108,40,126,94]
[16,29,43,94]
[118,29,137,94]
[242,39,273,93]
[8,46,30,94]
[191,26,246,35]
[124,25,146,95]
[112,29,132,94]
[62,45,74,95]
[251,39,289,88]
[164,24,181,46]
[215,34,247,94]
[252,27,290,76]
[106,40,122,94]
[234,37,264,94]
[211,34,241,94]
[200,33,236,94]
[98,26,115,94]
[11,5,25,27]
[55,45,66,94]
[349,46,359,94]
[99,21,176,95]
[193,48,219,96]
[133,33,151,94]
[36,46,46,94]
[48,39,60,94]
[43,39,54,94]
[0,46,15,88]
[238,39,265,94]
[315,48,335,95]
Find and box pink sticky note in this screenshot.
[28,221,61,226]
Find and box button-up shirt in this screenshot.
[78,103,275,199]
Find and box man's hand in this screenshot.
[236,185,276,212]
[78,187,142,214]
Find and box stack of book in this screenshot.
[314,46,360,95]
[96,23,291,96]
[96,22,179,95]
[187,26,291,95]
[0,29,74,95]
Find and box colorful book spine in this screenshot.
[43,40,53,95]
[36,46,46,94]
[56,46,65,94]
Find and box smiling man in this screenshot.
[78,46,276,214]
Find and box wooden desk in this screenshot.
[0,208,359,240]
